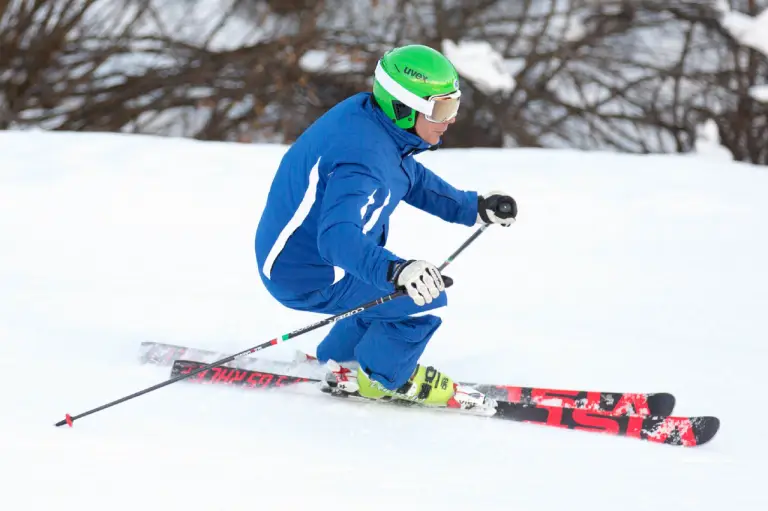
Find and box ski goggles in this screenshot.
[423,90,461,123]
[375,62,461,123]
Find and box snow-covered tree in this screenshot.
[1,0,767,164]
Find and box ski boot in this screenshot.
[324,360,497,412]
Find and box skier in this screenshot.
[255,44,516,409]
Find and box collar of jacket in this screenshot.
[365,93,439,158]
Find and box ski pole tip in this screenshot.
[55,414,74,428]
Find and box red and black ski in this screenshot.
[172,359,315,390]
[170,359,674,417]
[321,386,718,447]
[472,383,675,417]
[145,342,676,415]
[170,360,718,447]
[488,401,718,447]
[141,340,664,417]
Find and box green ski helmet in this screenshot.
[373,45,461,130]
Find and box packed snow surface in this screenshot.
[1,131,767,510]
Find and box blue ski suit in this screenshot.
[255,93,478,390]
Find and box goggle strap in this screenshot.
[429,90,461,101]
[375,61,434,117]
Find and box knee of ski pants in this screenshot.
[316,316,369,364]
[354,314,442,391]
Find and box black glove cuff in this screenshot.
[387,259,414,284]
[477,196,493,224]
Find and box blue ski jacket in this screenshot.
[255,93,478,300]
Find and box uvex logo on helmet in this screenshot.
[403,66,428,81]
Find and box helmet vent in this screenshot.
[392,100,413,121]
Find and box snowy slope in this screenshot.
[1,131,767,511]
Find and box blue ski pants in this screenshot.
[270,274,447,390]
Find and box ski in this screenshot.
[321,386,719,447]
[144,342,675,415]
[170,359,674,417]
[172,359,316,390]
[139,341,305,370]
[472,382,674,417]
[498,403,718,447]
[141,339,672,421]
[170,359,718,447]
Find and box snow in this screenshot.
[719,4,768,57]
[1,131,768,510]
[131,0,267,51]
[299,49,333,72]
[562,16,587,42]
[442,40,515,96]
[298,49,367,74]
[749,84,768,103]
[693,119,734,160]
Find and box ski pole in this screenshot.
[55,224,491,427]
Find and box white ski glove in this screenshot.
[477,191,517,226]
[390,260,445,306]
